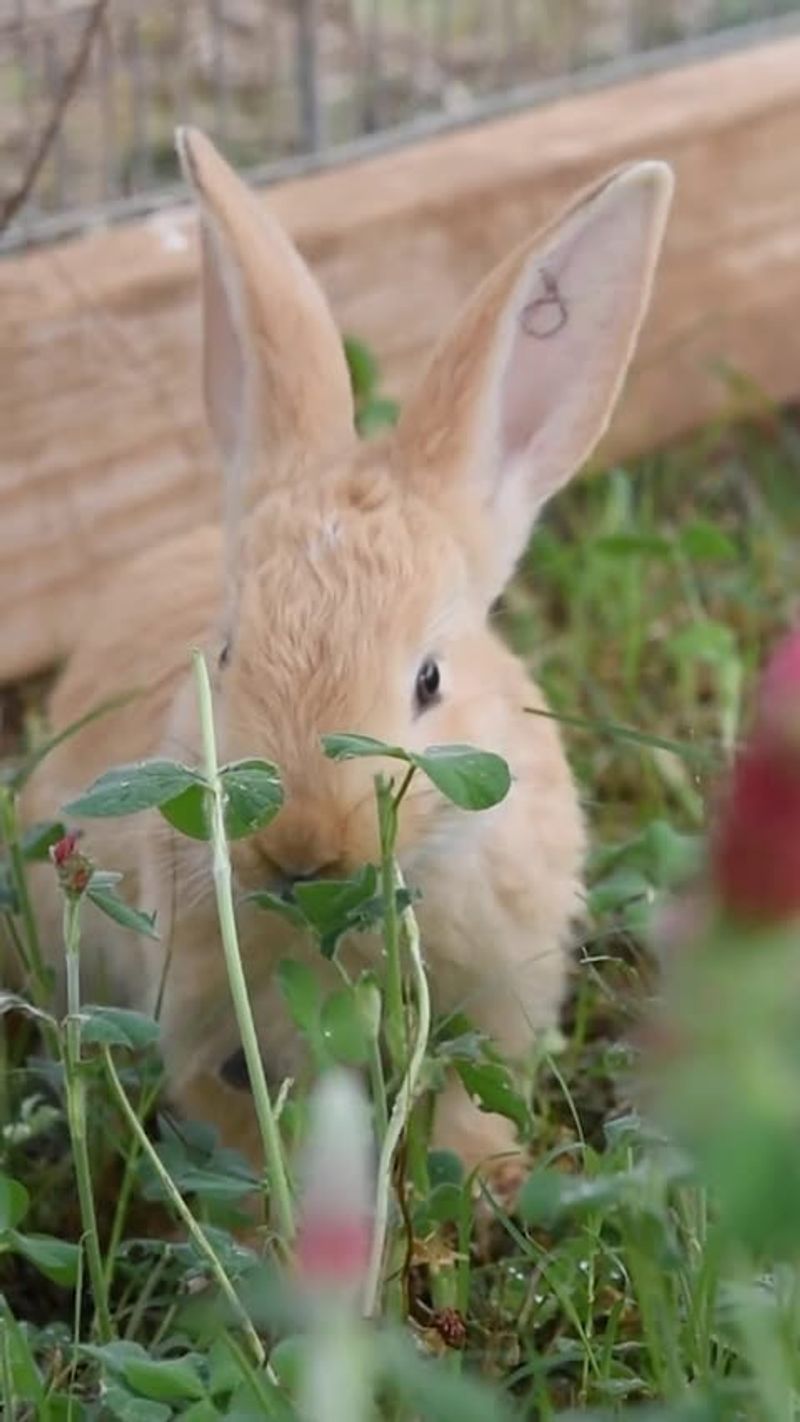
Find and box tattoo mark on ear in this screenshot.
[520,267,568,340]
[218,636,232,669]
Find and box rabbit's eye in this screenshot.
[415,658,441,712]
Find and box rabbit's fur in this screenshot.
[22,131,673,1175]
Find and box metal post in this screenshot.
[360,0,383,134]
[43,0,67,210]
[208,0,228,144]
[98,2,116,200]
[13,0,36,235]
[295,0,324,153]
[127,8,152,191]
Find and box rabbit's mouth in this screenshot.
[225,816,343,887]
[231,847,346,898]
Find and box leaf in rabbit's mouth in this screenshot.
[246,865,415,961]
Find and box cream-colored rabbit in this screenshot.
[23,130,673,1176]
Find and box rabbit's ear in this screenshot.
[395,162,673,598]
[176,127,354,503]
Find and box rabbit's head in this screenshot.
[176,129,672,891]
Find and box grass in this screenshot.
[2,383,800,1420]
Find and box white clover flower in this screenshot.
[296,1069,375,1296]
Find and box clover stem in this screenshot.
[104,1046,270,1371]
[363,863,430,1317]
[61,895,113,1342]
[192,650,295,1246]
[377,778,405,1076]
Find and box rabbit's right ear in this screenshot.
[176,127,354,505]
[394,162,673,601]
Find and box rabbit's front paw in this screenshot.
[478,1152,530,1214]
[432,1074,523,1182]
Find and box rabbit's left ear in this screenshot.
[176,126,354,503]
[395,162,674,598]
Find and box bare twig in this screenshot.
[0,0,111,236]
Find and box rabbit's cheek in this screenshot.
[227,836,276,892]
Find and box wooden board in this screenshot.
[3,33,800,684]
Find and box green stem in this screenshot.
[1,911,26,976]
[363,864,430,1318]
[367,1036,389,1145]
[67,1244,85,1422]
[103,1071,164,1295]
[0,788,49,1011]
[405,1097,431,1201]
[430,1261,462,1376]
[103,1045,268,1371]
[122,1238,170,1342]
[150,1302,179,1352]
[0,1021,7,1138]
[393,765,416,812]
[192,650,295,1246]
[377,779,405,1076]
[61,896,113,1343]
[1,1318,13,1418]
[221,1328,288,1417]
[455,1187,473,1320]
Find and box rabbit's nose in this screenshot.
[267,860,338,897]
[258,795,341,889]
[278,868,322,893]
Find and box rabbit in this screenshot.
[21,128,673,1183]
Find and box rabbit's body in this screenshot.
[25,463,580,1166]
[21,131,673,1174]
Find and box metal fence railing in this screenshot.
[2,0,800,251]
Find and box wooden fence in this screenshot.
[3,33,800,683]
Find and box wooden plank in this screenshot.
[3,34,800,684]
